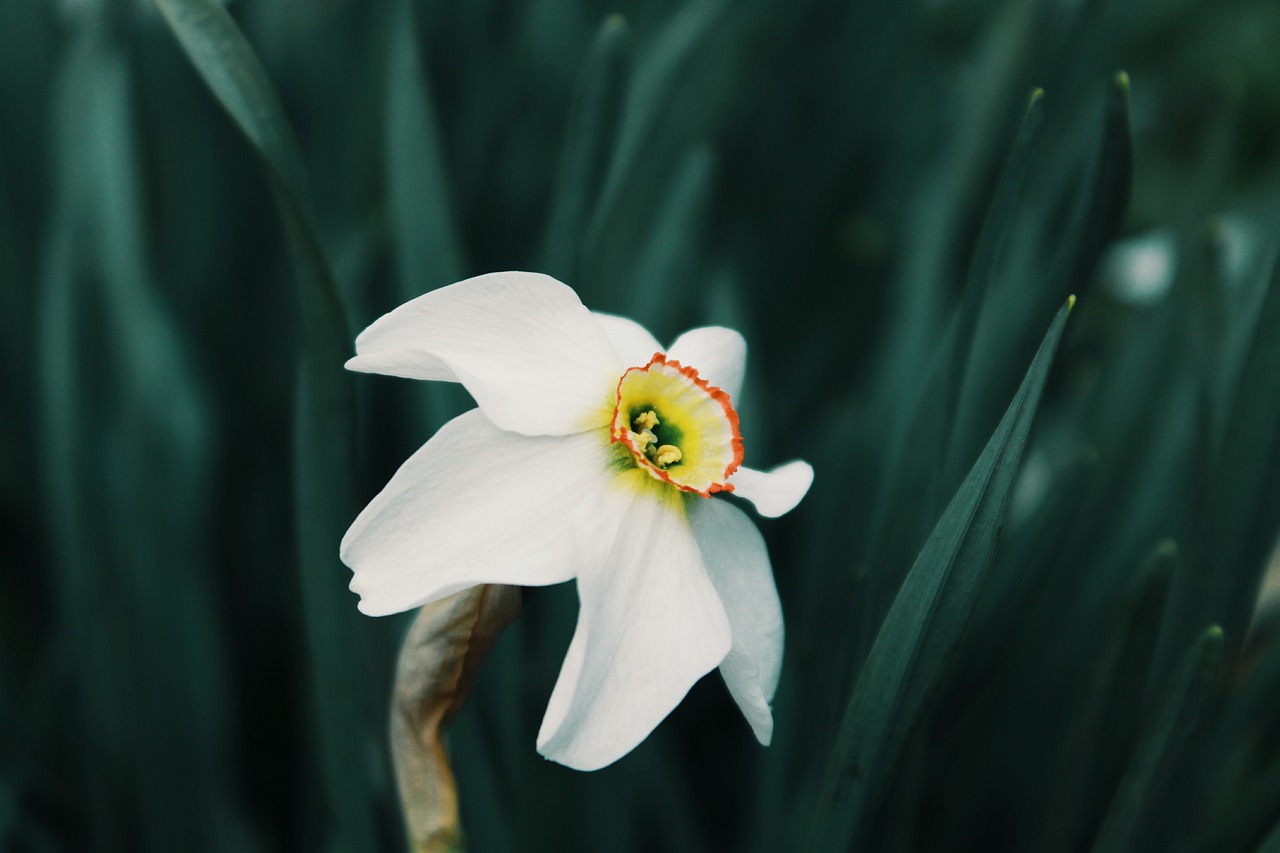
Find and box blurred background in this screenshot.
[4,0,1280,850]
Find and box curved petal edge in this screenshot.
[730,460,814,518]
[536,474,732,770]
[347,271,621,436]
[690,498,784,745]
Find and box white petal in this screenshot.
[347,272,621,436]
[340,409,625,616]
[536,475,732,770]
[689,498,783,745]
[538,612,588,745]
[730,460,814,518]
[666,326,747,402]
[592,312,662,367]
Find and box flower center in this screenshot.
[610,353,743,496]
[629,408,684,468]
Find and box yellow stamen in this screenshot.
[653,445,683,468]
[633,410,659,431]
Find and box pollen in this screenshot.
[653,445,683,467]
[610,353,743,496]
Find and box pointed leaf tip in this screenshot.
[1067,293,1078,313]
[1090,621,1226,853]
[809,303,1071,851]
[1114,70,1131,93]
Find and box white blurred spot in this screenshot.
[1102,231,1178,305]
[1250,537,1280,624]
[1208,214,1259,287]
[1010,448,1051,525]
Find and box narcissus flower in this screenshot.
[341,271,813,770]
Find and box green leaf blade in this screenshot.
[807,296,1075,852]
[860,89,1048,626]
[1090,625,1226,853]
[1037,540,1178,853]
[584,0,727,262]
[1203,247,1280,646]
[151,0,307,195]
[542,14,630,282]
[1065,70,1134,292]
[944,87,1047,485]
[150,2,381,850]
[385,0,466,301]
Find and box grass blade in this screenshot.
[585,0,727,256]
[807,296,1075,852]
[148,1,349,365]
[1257,818,1280,853]
[385,0,466,301]
[864,88,1047,591]
[1037,541,1177,853]
[944,87,1047,485]
[1201,247,1280,647]
[83,32,234,851]
[622,145,715,330]
[1090,625,1226,853]
[542,14,629,282]
[150,1,381,849]
[1063,71,1134,292]
[150,0,307,193]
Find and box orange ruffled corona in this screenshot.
[610,353,744,497]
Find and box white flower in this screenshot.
[340,271,814,771]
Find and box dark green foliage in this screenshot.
[4,0,1280,851]
[809,298,1073,852]
[1091,624,1226,853]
